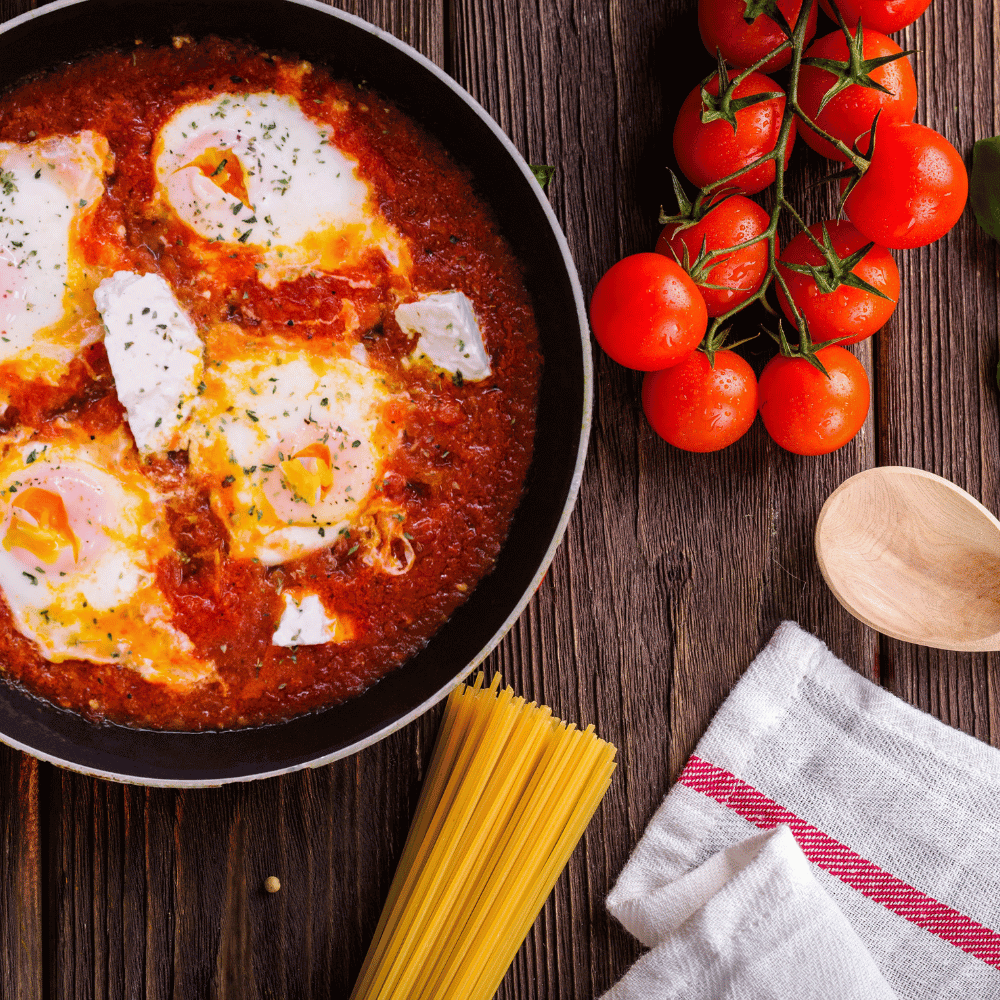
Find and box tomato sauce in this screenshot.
[0,39,541,729]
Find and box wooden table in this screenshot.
[0,0,995,995]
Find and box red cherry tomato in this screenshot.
[776,221,899,345]
[698,0,817,73]
[673,71,794,196]
[643,350,758,452]
[798,29,916,161]
[758,346,870,455]
[842,120,968,249]
[819,0,933,35]
[656,196,773,317]
[590,254,707,371]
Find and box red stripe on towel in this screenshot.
[678,755,1000,969]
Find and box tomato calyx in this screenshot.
[768,317,849,376]
[658,169,698,229]
[700,53,785,132]
[698,323,758,368]
[663,233,718,288]
[834,108,882,199]
[801,17,914,116]
[741,0,793,34]
[779,220,891,300]
[657,172,749,284]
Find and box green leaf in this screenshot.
[529,164,556,189]
[970,137,1000,243]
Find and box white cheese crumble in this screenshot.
[94,271,204,454]
[396,291,492,381]
[272,592,338,646]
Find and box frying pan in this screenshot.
[0,0,591,785]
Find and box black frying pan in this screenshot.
[0,0,591,785]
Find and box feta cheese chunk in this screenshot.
[272,592,338,647]
[396,291,491,381]
[94,271,203,454]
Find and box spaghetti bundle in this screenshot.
[351,673,617,1000]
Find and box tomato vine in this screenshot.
[663,0,902,373]
[592,0,962,455]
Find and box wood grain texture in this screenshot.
[0,745,40,997]
[0,0,997,997]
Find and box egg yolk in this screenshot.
[280,442,334,506]
[3,487,80,564]
[187,146,252,208]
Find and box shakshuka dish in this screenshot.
[0,38,542,730]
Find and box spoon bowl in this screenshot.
[815,467,1000,652]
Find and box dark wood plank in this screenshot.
[0,745,41,999]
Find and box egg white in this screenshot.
[0,423,215,689]
[0,132,113,399]
[153,92,411,286]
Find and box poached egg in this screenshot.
[153,91,410,286]
[186,325,404,565]
[0,423,215,688]
[0,132,113,398]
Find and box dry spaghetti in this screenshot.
[351,673,617,1000]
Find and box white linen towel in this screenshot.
[604,622,1000,1000]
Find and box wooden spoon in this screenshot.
[815,466,1000,652]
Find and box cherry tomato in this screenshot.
[589,254,707,371]
[656,196,773,317]
[819,0,933,35]
[798,29,916,161]
[759,346,870,455]
[643,350,758,452]
[842,120,968,249]
[674,71,794,196]
[776,221,899,345]
[698,0,817,73]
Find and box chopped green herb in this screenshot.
[529,164,556,189]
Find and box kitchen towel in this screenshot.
[603,622,1000,1000]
